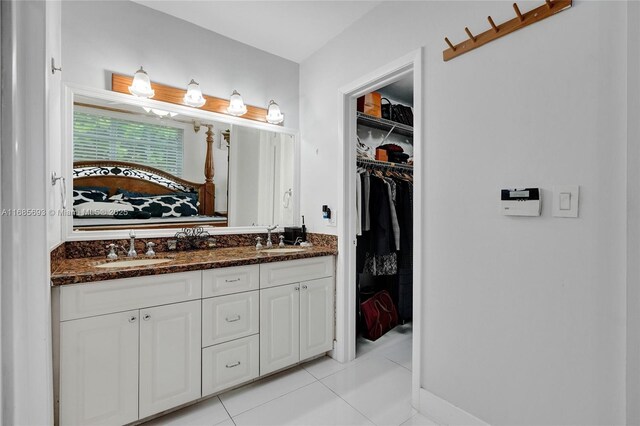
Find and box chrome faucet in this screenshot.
[127,230,137,257]
[266,225,278,249]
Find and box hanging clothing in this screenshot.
[383,178,400,251]
[363,172,371,231]
[369,176,394,256]
[395,180,413,321]
[355,174,362,236]
[355,161,414,327]
[363,252,398,276]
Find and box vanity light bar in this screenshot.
[112,73,283,125]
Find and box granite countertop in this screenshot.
[51,245,338,286]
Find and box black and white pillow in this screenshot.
[119,195,199,218]
[112,189,200,207]
[73,189,108,205]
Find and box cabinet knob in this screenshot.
[294,286,300,291]
[143,314,151,321]
[128,316,137,323]
[302,285,308,290]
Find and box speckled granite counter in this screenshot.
[51,245,337,286]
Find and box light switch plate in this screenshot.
[552,185,579,218]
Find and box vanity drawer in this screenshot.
[202,265,259,297]
[202,334,259,396]
[260,256,335,289]
[59,271,201,321]
[202,291,259,347]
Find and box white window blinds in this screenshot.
[73,111,184,177]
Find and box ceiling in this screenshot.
[132,1,382,63]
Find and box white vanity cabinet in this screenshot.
[260,256,335,375]
[56,272,202,425]
[56,255,335,425]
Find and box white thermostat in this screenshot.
[501,188,541,216]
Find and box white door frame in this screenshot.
[335,48,423,406]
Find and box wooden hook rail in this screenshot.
[443,0,572,62]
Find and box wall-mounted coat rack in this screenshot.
[443,0,572,62]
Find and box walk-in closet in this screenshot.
[354,75,414,363]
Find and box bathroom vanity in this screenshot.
[51,248,335,425]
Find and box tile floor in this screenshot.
[145,324,437,426]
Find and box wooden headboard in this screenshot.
[73,160,214,216]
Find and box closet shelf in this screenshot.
[357,112,413,138]
[357,157,413,172]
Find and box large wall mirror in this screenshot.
[64,86,299,238]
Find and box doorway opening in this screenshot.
[336,49,423,406]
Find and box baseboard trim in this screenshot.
[418,388,490,425]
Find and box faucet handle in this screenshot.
[145,242,156,257]
[129,230,136,238]
[255,237,263,251]
[279,235,285,248]
[106,244,118,259]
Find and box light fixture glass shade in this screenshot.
[226,90,248,116]
[128,66,155,98]
[143,107,177,118]
[266,100,284,124]
[183,79,206,107]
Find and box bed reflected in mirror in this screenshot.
[71,94,296,231]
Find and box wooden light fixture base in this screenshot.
[111,73,269,123]
[443,0,572,62]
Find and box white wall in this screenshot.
[61,0,300,128]
[300,1,628,424]
[1,1,54,424]
[626,2,640,425]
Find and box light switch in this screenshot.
[552,185,579,218]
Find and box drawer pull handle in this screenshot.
[225,278,241,283]
[225,315,241,322]
[226,361,241,368]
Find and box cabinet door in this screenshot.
[300,277,335,360]
[139,300,201,418]
[260,283,300,375]
[60,311,139,426]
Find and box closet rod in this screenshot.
[357,158,413,172]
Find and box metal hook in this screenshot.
[51,58,62,75]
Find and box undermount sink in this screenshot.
[264,248,306,254]
[95,258,173,268]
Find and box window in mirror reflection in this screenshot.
[74,109,185,177]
